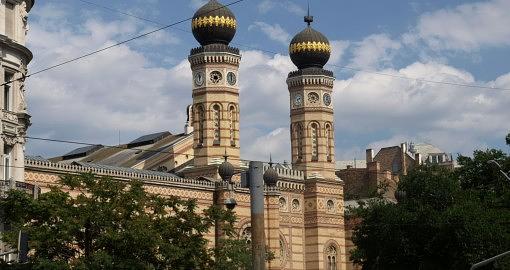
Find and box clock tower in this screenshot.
[287,13,347,270]
[188,0,241,171]
[287,14,335,180]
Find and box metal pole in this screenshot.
[470,250,510,270]
[249,161,266,270]
[488,160,510,182]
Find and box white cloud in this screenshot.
[248,22,291,46]
[25,9,189,156]
[24,1,510,164]
[242,128,291,163]
[405,0,510,51]
[349,34,401,69]
[329,40,350,65]
[334,61,510,155]
[190,0,207,9]
[258,0,305,16]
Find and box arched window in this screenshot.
[241,226,252,245]
[326,245,338,270]
[279,235,288,267]
[311,123,319,161]
[325,124,332,161]
[229,105,236,146]
[296,123,304,161]
[197,105,205,145]
[213,104,221,145]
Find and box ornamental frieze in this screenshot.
[305,185,343,196]
[279,215,304,225]
[304,215,344,226]
[144,186,213,200]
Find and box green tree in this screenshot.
[0,173,251,269]
[350,149,510,270]
[506,132,510,146]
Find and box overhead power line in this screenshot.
[72,0,510,92]
[0,0,246,87]
[26,136,191,158]
[3,0,507,92]
[336,65,509,91]
[74,0,279,56]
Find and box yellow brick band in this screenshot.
[289,41,331,54]
[192,16,237,29]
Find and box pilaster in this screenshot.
[303,177,346,270]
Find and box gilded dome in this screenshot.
[289,16,331,69]
[191,0,237,46]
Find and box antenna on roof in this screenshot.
[304,0,313,26]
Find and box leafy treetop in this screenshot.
[1,173,252,270]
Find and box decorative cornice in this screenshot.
[25,158,217,191]
[190,44,240,55]
[192,16,237,30]
[0,35,33,63]
[288,68,334,78]
[290,107,334,114]
[289,41,331,54]
[189,45,241,65]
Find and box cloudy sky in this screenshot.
[25,0,510,162]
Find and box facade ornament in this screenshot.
[17,64,28,112]
[1,134,24,146]
[20,2,29,35]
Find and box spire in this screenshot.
[223,148,228,162]
[304,1,313,26]
[269,153,274,167]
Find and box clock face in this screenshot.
[294,94,303,107]
[194,72,204,86]
[227,72,237,85]
[308,92,320,104]
[323,93,332,106]
[210,71,222,84]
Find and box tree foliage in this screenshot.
[350,148,510,270]
[0,173,251,269]
[506,132,510,146]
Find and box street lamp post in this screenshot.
[488,160,510,182]
[218,156,278,270]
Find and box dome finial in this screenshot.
[223,148,228,162]
[304,0,313,26]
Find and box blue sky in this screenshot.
[24,0,510,162]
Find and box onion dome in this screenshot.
[191,0,237,46]
[224,197,237,210]
[218,155,235,182]
[289,14,331,69]
[263,157,279,186]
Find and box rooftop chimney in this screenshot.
[415,153,422,166]
[184,105,194,135]
[401,143,407,175]
[366,149,374,163]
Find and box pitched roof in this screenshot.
[62,145,103,159]
[127,131,171,148]
[72,161,181,179]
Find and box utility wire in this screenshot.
[72,0,510,92]
[26,135,335,171]
[26,136,192,158]
[74,0,281,56]
[0,0,246,87]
